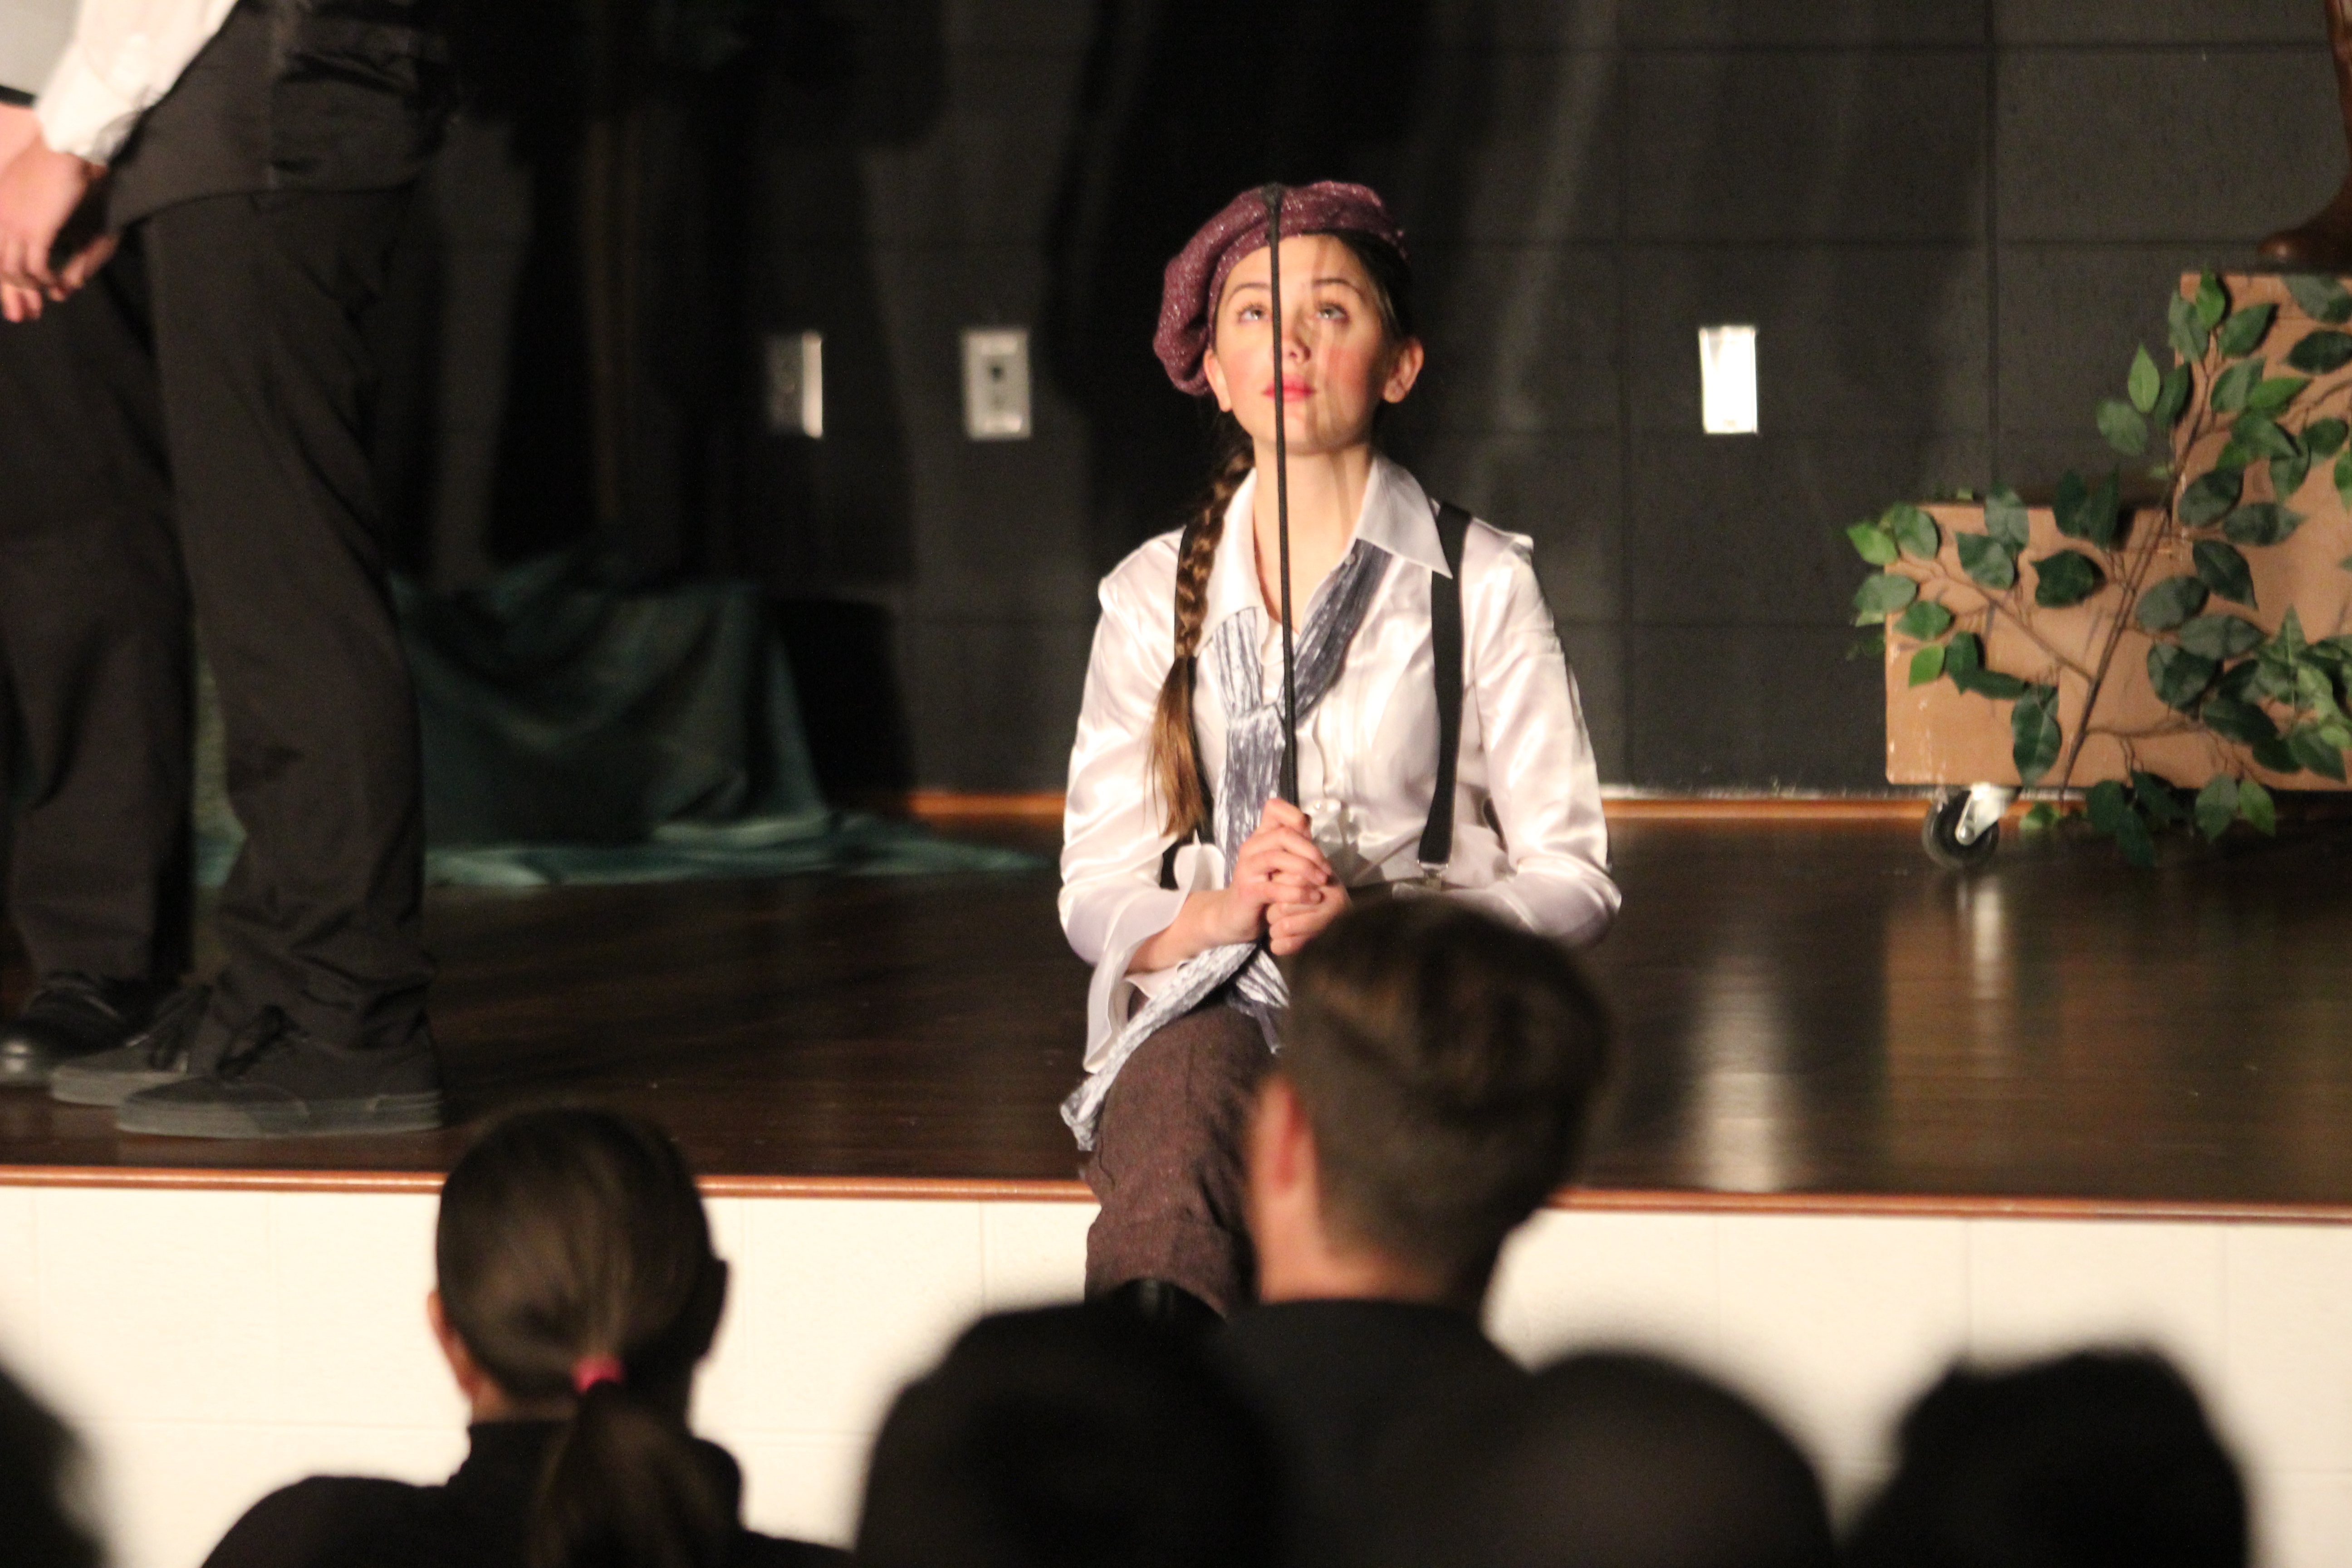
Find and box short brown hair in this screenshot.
[1282,898,1612,1295]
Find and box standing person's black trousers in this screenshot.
[0,186,437,1130]
[0,230,189,993]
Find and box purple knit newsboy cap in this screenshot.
[1152,181,1408,396]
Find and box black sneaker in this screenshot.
[114,1010,444,1138]
[19,980,199,1097]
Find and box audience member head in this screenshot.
[1249,897,1612,1308]
[1375,1351,1832,1568]
[855,1303,1279,1568]
[432,1107,733,1568]
[0,1361,101,1568]
[1844,1348,2248,1568]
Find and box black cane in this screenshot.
[1262,183,1298,806]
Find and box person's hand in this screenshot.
[1196,797,1333,949]
[0,105,40,318]
[0,130,102,297]
[1267,876,1348,956]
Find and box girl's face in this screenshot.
[1202,234,1422,455]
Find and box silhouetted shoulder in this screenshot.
[202,1475,426,1568]
[731,1529,852,1567]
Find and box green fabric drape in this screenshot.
[194,555,1039,887]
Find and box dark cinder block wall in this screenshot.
[423,0,2348,794]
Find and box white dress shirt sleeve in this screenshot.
[34,0,241,163]
[1058,537,1209,1066]
[1446,529,1621,946]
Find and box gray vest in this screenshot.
[108,0,449,230]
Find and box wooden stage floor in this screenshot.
[5,808,2352,1215]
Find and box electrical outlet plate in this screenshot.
[766,331,824,438]
[1698,324,1759,435]
[962,327,1032,440]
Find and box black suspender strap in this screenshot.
[1416,502,1472,884]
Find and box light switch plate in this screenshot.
[766,331,824,438]
[1698,324,1759,435]
[962,327,1032,440]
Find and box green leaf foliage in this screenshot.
[2176,613,2266,661]
[2179,467,2244,527]
[1943,631,2028,700]
[1956,531,2018,591]
[2288,328,2352,375]
[2275,605,2310,663]
[2216,436,2256,470]
[2194,774,2239,840]
[2132,771,2187,828]
[2148,643,2219,710]
[2011,683,2063,785]
[2195,271,2228,332]
[2223,502,2306,546]
[2112,808,2158,868]
[1848,629,1886,662]
[1896,599,1955,640]
[2218,303,2278,359]
[2053,469,2121,547]
[2136,575,2209,632]
[1886,504,1941,560]
[1984,488,2030,550]
[2249,375,2313,414]
[2338,451,2352,515]
[2239,776,2277,834]
[2193,540,2255,605]
[2211,358,2262,413]
[2097,400,2147,456]
[2032,549,2105,608]
[2087,470,2122,548]
[2254,734,2300,773]
[2272,449,2314,501]
[2086,779,2131,836]
[2127,344,2161,413]
[2169,293,2208,360]
[1852,572,1918,623]
[2152,363,2193,431]
[2306,417,2351,457]
[2021,801,2061,834]
[1845,520,1896,564]
[2202,694,2278,744]
[2288,722,2349,781]
[2288,273,2352,323]
[1908,644,1945,686]
[2233,412,2298,460]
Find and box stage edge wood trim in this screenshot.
[6,1166,2351,1224]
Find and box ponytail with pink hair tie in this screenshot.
[571,1355,624,1395]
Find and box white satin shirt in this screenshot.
[1059,454,1619,1068]
[34,0,239,162]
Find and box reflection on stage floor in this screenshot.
[5,807,2352,1212]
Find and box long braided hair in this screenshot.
[1145,229,1418,839]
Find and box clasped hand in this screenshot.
[0,104,113,323]
[1200,797,1349,956]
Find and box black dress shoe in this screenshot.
[49,985,211,1106]
[1096,1277,1225,1340]
[115,1009,445,1138]
[0,974,176,1089]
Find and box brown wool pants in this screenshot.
[1082,1004,1274,1316]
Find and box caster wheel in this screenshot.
[1922,788,1999,870]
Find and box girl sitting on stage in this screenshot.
[1059,181,1620,1326]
